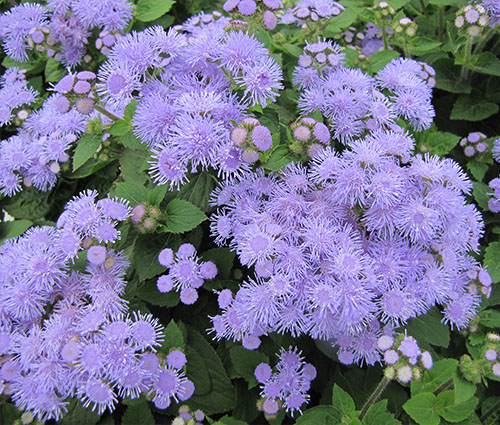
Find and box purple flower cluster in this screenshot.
[488,177,500,212]
[0,95,86,196]
[281,0,345,26]
[298,58,435,144]
[230,118,274,163]
[87,22,282,188]
[492,137,500,162]
[254,347,316,416]
[53,70,97,115]
[460,131,488,157]
[156,244,218,305]
[481,0,500,26]
[293,38,345,89]
[223,0,283,30]
[0,191,194,420]
[0,1,133,66]
[455,4,489,37]
[0,68,38,127]
[289,116,331,159]
[484,333,500,377]
[377,333,433,384]
[208,129,486,364]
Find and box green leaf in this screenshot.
[135,281,179,306]
[367,50,401,74]
[108,119,130,136]
[229,346,269,389]
[73,134,101,171]
[485,242,500,283]
[432,58,471,94]
[114,182,147,204]
[467,161,488,182]
[325,7,361,33]
[59,399,100,425]
[147,185,168,206]
[472,181,490,210]
[161,319,185,352]
[265,146,295,171]
[479,309,500,328]
[165,199,207,234]
[124,100,138,121]
[45,58,66,82]
[429,0,460,5]
[411,359,458,395]
[450,95,499,121]
[409,37,442,55]
[201,248,235,280]
[469,52,500,77]
[122,400,155,425]
[133,234,169,281]
[405,307,450,348]
[216,416,248,425]
[403,392,440,425]
[332,384,356,414]
[435,390,478,423]
[120,147,149,186]
[2,56,42,72]
[121,132,145,150]
[295,406,341,424]
[362,399,401,425]
[177,172,216,212]
[185,327,236,415]
[453,375,476,404]
[425,131,460,156]
[0,404,21,425]
[136,0,175,21]
[0,219,32,243]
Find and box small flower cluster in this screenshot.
[492,137,500,163]
[223,0,283,30]
[481,0,500,26]
[209,126,486,364]
[0,68,38,127]
[0,0,133,66]
[292,38,345,89]
[281,0,345,27]
[392,17,418,40]
[255,347,316,417]
[0,95,87,196]
[157,244,218,305]
[377,334,433,384]
[455,4,489,37]
[171,405,206,425]
[53,71,97,116]
[298,57,435,143]
[288,117,331,159]
[487,177,500,212]
[483,333,500,377]
[0,191,192,420]
[230,118,273,163]
[460,131,488,157]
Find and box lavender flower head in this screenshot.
[0,68,38,127]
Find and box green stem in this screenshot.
[438,6,445,44]
[474,27,497,54]
[381,21,389,50]
[94,104,120,122]
[419,0,429,17]
[434,377,453,394]
[359,377,391,421]
[403,38,410,59]
[460,36,473,81]
[480,400,500,423]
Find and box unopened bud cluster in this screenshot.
[223,0,283,30]
[54,71,97,115]
[460,131,488,157]
[172,405,205,425]
[455,4,489,37]
[484,333,500,377]
[230,118,273,163]
[131,203,163,233]
[289,117,331,159]
[377,334,433,385]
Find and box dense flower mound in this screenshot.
[298,57,436,143]
[0,67,38,127]
[0,191,193,420]
[0,0,133,66]
[209,129,487,365]
[255,346,317,416]
[281,0,345,26]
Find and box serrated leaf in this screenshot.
[135,281,179,307]
[165,199,207,234]
[485,242,500,283]
[453,375,476,404]
[124,100,137,121]
[265,146,295,171]
[432,58,471,94]
[45,58,66,82]
[177,172,216,212]
[121,132,145,150]
[411,359,458,395]
[136,0,175,22]
[59,399,100,425]
[450,95,499,121]
[425,131,460,156]
[368,50,401,74]
[73,134,101,171]
[113,182,147,204]
[362,399,401,425]
[469,52,500,77]
[147,185,168,206]
[406,307,450,348]
[472,181,490,210]
[132,235,170,281]
[403,393,440,425]
[332,384,356,414]
[229,346,269,389]
[108,119,130,136]
[185,327,236,414]
[479,309,500,328]
[216,416,248,425]
[0,219,32,243]
[295,406,341,424]
[201,248,235,280]
[409,37,442,55]
[161,319,185,353]
[467,161,488,182]
[121,400,154,425]
[435,390,478,423]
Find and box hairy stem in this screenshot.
[359,377,391,420]
[438,6,445,44]
[94,104,121,122]
[460,36,473,81]
[473,27,497,54]
[381,21,389,50]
